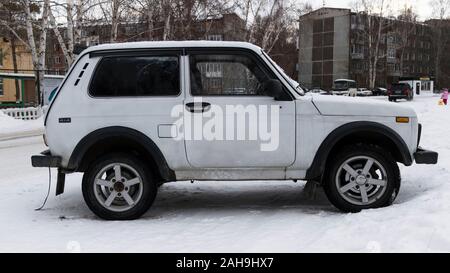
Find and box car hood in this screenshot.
[311,94,417,117]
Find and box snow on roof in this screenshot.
[82,41,263,55]
[335,79,356,82]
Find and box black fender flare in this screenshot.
[305,121,413,180]
[67,126,175,181]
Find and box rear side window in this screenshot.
[90,55,180,97]
[392,84,410,90]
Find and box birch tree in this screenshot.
[96,0,131,42]
[237,0,309,53]
[353,0,392,89]
[4,0,51,105]
[430,0,450,88]
[47,0,102,67]
[0,0,26,99]
[395,7,418,75]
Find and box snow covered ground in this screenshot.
[0,111,44,141]
[0,94,449,253]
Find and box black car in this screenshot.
[388,83,413,101]
[373,87,388,96]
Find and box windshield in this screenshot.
[261,51,305,95]
[334,81,349,90]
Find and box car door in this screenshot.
[182,49,296,168]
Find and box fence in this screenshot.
[2,107,44,120]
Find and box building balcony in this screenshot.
[351,53,364,59]
[387,70,402,77]
[351,24,365,31]
[386,57,398,64]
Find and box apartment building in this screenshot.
[298,7,438,90]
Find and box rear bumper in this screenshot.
[31,150,62,168]
[414,148,438,164]
[31,150,66,196]
[389,95,408,98]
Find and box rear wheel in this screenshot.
[323,144,400,213]
[82,153,157,220]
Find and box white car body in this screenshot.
[43,41,419,180]
[31,41,438,218]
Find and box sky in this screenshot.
[313,0,433,20]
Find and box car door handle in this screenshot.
[185,102,211,113]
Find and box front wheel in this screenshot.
[82,153,157,220]
[323,144,400,213]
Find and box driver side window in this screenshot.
[189,53,271,96]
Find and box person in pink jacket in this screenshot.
[441,88,449,105]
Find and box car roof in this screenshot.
[334,79,356,83]
[82,41,263,55]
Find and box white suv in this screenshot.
[32,41,438,220]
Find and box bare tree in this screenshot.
[237,0,307,53]
[96,0,132,42]
[395,6,418,76]
[0,0,26,99]
[353,0,393,89]
[430,0,450,88]
[2,0,52,104]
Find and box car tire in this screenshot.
[82,153,157,220]
[323,144,401,213]
[407,93,413,101]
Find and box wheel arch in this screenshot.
[305,121,413,181]
[68,126,176,182]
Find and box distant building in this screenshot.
[46,13,247,74]
[0,37,35,106]
[298,7,437,90]
[425,19,450,89]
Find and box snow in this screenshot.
[0,94,448,253]
[0,111,44,140]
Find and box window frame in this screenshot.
[88,50,183,98]
[0,78,4,96]
[186,48,293,99]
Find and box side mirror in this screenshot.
[265,79,290,101]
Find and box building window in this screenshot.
[207,35,223,41]
[0,78,3,96]
[0,49,3,67]
[387,48,396,58]
[313,19,324,33]
[324,18,334,32]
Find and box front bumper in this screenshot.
[31,150,62,168]
[414,148,438,164]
